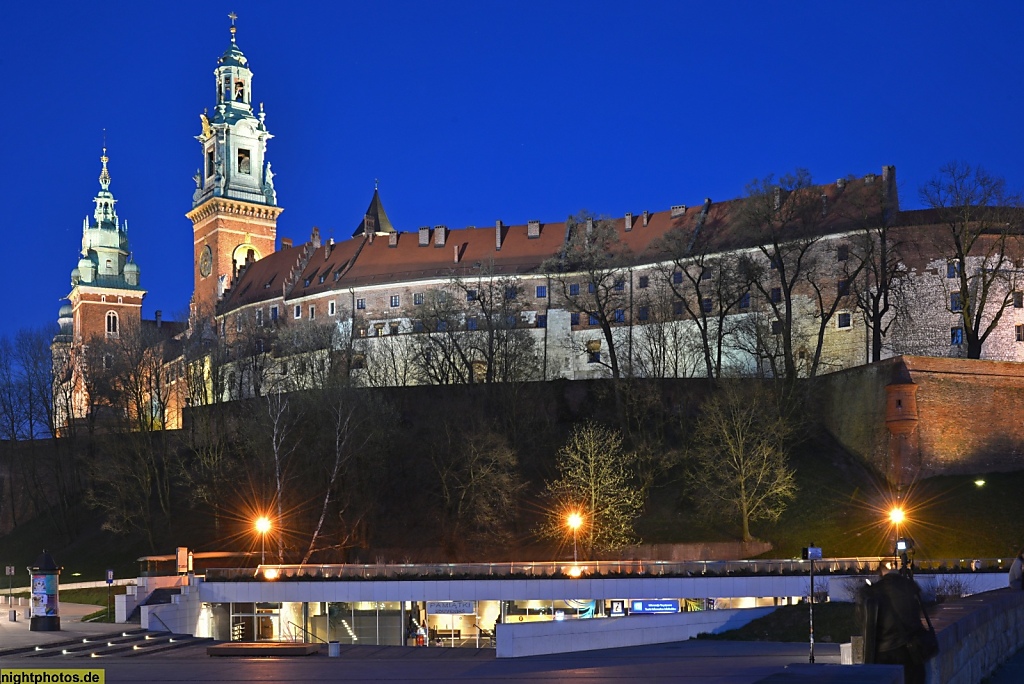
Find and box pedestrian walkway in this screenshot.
[0,602,129,651]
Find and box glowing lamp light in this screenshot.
[569,566,582,578]
[974,479,986,487]
[255,517,272,534]
[888,507,905,525]
[567,512,583,531]
[264,567,279,580]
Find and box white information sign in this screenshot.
[426,600,475,615]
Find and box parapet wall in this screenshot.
[926,588,1024,684]
[817,356,1024,480]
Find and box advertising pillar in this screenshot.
[28,550,61,631]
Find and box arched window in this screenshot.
[106,311,119,337]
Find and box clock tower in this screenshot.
[186,15,282,317]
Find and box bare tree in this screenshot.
[544,213,634,379]
[920,161,1023,359]
[689,383,797,542]
[538,422,644,555]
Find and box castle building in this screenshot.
[55,23,1024,433]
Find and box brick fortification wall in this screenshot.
[818,355,1024,480]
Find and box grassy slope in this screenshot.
[697,603,857,644]
[4,432,1024,573]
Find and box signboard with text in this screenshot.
[426,600,475,615]
[629,599,679,614]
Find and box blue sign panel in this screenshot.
[630,599,679,614]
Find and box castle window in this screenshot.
[947,260,960,278]
[837,245,849,262]
[328,301,336,316]
[238,149,251,175]
[390,295,400,307]
[536,314,547,328]
[234,79,245,101]
[466,289,477,302]
[103,354,113,370]
[1014,292,1023,308]
[536,285,547,299]
[356,298,366,310]
[950,292,962,312]
[1017,325,1024,342]
[294,305,301,319]
[570,313,580,326]
[673,301,684,316]
[589,314,599,326]
[638,306,649,321]
[951,327,963,345]
[770,287,782,304]
[588,283,596,294]
[771,320,784,335]
[569,284,580,296]
[505,286,517,300]
[770,254,781,270]
[390,323,399,336]
[414,293,424,305]
[206,148,215,177]
[255,309,263,326]
[309,305,315,320]
[586,340,601,364]
[438,321,448,332]
[740,292,751,309]
[270,306,278,322]
[837,312,852,329]
[467,317,478,331]
[374,324,384,337]
[105,311,119,338]
[236,314,242,332]
[702,298,713,314]
[614,279,625,291]
[673,270,683,284]
[700,268,712,281]
[838,279,850,297]
[639,276,649,289]
[614,309,625,323]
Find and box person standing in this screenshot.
[1009,549,1024,590]
[860,570,932,684]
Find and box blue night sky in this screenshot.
[4,1,1024,340]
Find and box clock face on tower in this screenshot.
[199,245,213,278]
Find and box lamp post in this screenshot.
[255,516,272,565]
[567,512,583,564]
[888,506,905,566]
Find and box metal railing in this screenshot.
[203,557,1012,582]
[287,620,327,644]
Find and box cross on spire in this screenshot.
[228,12,238,42]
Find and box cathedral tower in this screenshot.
[64,149,146,344]
[186,16,282,316]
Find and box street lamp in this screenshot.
[567,512,583,564]
[255,516,272,565]
[888,506,906,569]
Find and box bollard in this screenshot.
[328,641,340,658]
[8,610,16,622]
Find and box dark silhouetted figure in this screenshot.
[860,571,933,684]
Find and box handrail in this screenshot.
[287,620,327,644]
[149,612,172,634]
[209,557,1013,582]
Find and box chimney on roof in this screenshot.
[671,204,687,218]
[624,212,633,232]
[434,225,447,247]
[155,310,162,329]
[311,226,321,249]
[642,210,650,227]
[453,244,460,264]
[418,226,430,247]
[325,237,334,260]
[495,220,503,251]
[585,218,593,235]
[528,220,540,239]
[281,237,293,248]
[836,178,846,189]
[388,231,398,248]
[864,173,877,185]
[363,214,376,236]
